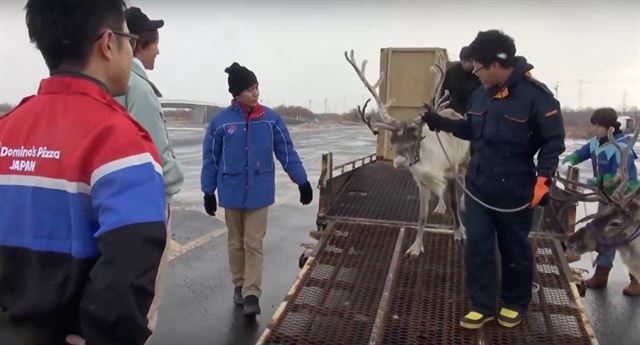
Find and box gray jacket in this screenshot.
[116,61,184,197]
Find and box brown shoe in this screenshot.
[623,275,640,296]
[585,266,611,289]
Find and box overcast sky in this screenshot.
[1,0,639,113]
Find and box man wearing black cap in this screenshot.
[200,63,313,316]
[423,30,565,329]
[124,6,165,70]
[442,46,481,115]
[115,6,182,334]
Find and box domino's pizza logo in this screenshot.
[227,124,237,135]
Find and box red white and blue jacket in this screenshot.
[0,75,166,344]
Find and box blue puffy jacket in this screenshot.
[201,103,307,209]
[571,131,638,182]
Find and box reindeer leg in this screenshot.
[432,179,448,215]
[452,176,467,244]
[458,166,467,213]
[406,185,430,258]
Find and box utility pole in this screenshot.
[622,89,627,116]
[554,82,560,98]
[324,98,328,114]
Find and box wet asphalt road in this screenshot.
[152,125,638,345]
[151,125,377,345]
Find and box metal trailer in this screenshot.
[257,47,598,345]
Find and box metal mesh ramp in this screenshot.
[258,223,596,345]
[325,161,568,237]
[383,232,592,345]
[326,162,454,227]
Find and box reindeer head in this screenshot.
[567,204,639,257]
[389,122,423,168]
[561,126,640,256]
[344,50,449,168]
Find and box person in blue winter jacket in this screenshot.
[200,62,313,316]
[562,107,640,296]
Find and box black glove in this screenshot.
[299,181,313,205]
[204,193,217,216]
[421,105,443,132]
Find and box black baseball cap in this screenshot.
[125,7,164,35]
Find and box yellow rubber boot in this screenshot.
[498,307,522,328]
[460,311,495,329]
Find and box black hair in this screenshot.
[591,107,620,130]
[136,30,159,54]
[25,0,127,71]
[467,30,517,68]
[459,46,471,61]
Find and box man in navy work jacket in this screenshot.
[423,30,566,330]
[201,62,313,316]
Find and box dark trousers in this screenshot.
[465,193,534,316]
[0,312,66,345]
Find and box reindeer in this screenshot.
[561,126,640,279]
[344,50,470,257]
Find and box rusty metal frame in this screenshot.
[368,227,405,345]
[333,153,377,175]
[259,224,598,345]
[317,153,378,228]
[255,221,339,345]
[263,152,596,345]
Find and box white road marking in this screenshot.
[168,227,228,262]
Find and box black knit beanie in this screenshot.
[225,62,258,97]
[467,30,517,67]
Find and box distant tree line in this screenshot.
[562,106,639,139]
[3,100,638,138]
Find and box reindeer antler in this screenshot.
[607,125,640,205]
[422,63,451,117]
[354,98,378,135]
[430,64,451,112]
[344,50,398,131]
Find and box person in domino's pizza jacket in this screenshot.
[0,1,167,344]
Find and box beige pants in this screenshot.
[145,202,171,342]
[225,207,269,298]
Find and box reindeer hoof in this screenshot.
[298,252,309,268]
[577,281,587,297]
[453,227,466,245]
[434,203,447,215]
[309,230,322,240]
[404,245,424,258]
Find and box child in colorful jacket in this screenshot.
[562,107,639,296]
[200,62,313,315]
